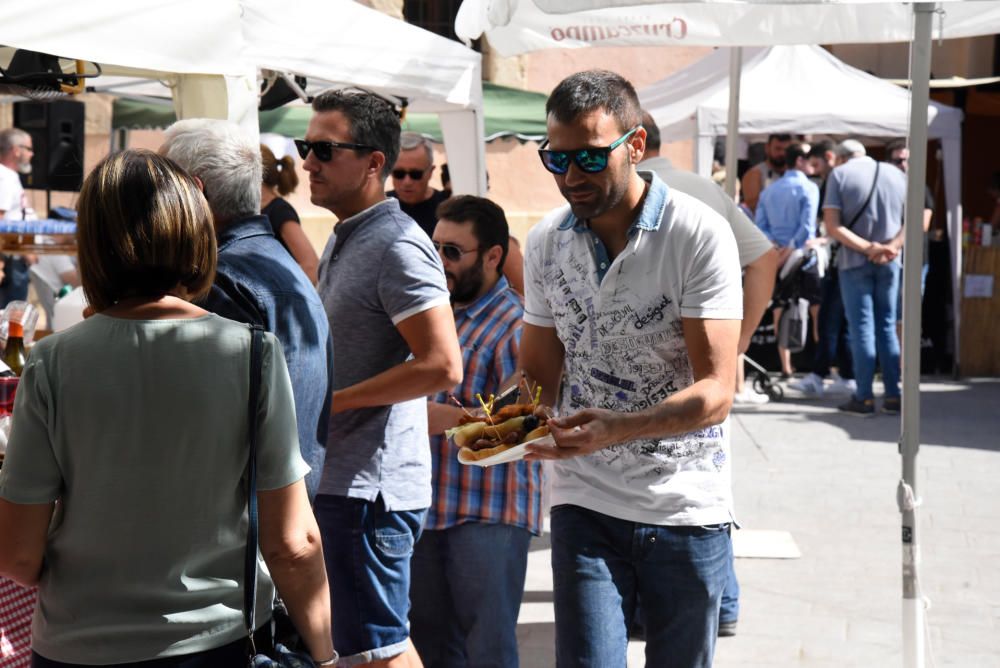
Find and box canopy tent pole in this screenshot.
[941,135,963,375]
[900,4,935,668]
[172,71,260,143]
[439,109,489,196]
[723,47,742,199]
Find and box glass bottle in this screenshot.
[3,321,28,376]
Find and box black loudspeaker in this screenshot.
[13,99,85,192]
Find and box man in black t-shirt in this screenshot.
[387,132,449,237]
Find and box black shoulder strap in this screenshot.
[844,162,880,232]
[243,324,265,646]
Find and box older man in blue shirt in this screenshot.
[755,142,821,379]
[161,119,334,501]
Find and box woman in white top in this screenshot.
[0,150,335,667]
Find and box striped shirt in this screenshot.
[426,276,544,535]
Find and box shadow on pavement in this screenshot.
[733,377,1000,453]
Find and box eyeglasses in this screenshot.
[432,241,480,262]
[294,139,375,162]
[392,168,426,181]
[538,126,640,175]
[889,157,907,166]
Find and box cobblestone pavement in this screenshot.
[515,378,1000,667]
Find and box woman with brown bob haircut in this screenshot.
[0,150,335,667]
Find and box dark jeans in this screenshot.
[410,523,532,668]
[314,494,426,664]
[0,255,30,306]
[551,505,730,668]
[812,270,854,380]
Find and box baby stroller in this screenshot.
[744,353,784,401]
[743,245,827,402]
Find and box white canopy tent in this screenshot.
[240,0,486,195]
[0,0,487,195]
[456,0,1000,52]
[642,44,963,168]
[455,2,1000,666]
[638,44,964,306]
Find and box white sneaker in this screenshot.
[734,388,770,405]
[789,373,824,397]
[827,377,857,395]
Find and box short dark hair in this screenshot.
[436,195,510,272]
[311,90,400,180]
[77,149,216,311]
[885,138,907,156]
[546,70,642,134]
[784,142,810,170]
[768,133,792,144]
[807,139,835,159]
[641,111,661,152]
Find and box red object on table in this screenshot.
[0,578,35,667]
[0,377,18,416]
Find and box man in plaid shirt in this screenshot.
[410,195,543,668]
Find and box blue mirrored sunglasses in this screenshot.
[538,126,640,175]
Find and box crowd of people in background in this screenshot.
[728,132,917,416]
[0,65,932,668]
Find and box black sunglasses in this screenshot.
[538,126,640,175]
[392,168,426,181]
[294,139,376,162]
[432,241,480,262]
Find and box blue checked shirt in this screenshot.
[426,277,544,535]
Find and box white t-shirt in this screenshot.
[524,172,743,526]
[33,255,77,292]
[0,163,32,221]
[640,156,772,268]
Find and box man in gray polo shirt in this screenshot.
[300,89,463,667]
[824,139,907,416]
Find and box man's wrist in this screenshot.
[314,652,339,666]
[621,410,655,442]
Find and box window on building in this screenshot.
[404,0,471,46]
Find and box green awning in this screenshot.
[111,82,548,143]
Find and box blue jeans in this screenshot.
[719,530,739,624]
[812,270,853,380]
[410,523,532,668]
[551,505,730,668]
[896,262,930,323]
[839,262,901,401]
[314,494,426,666]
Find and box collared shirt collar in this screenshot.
[556,170,669,236]
[333,197,397,237]
[331,198,398,255]
[217,214,274,251]
[454,275,511,321]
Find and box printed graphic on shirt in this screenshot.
[538,241,727,481]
